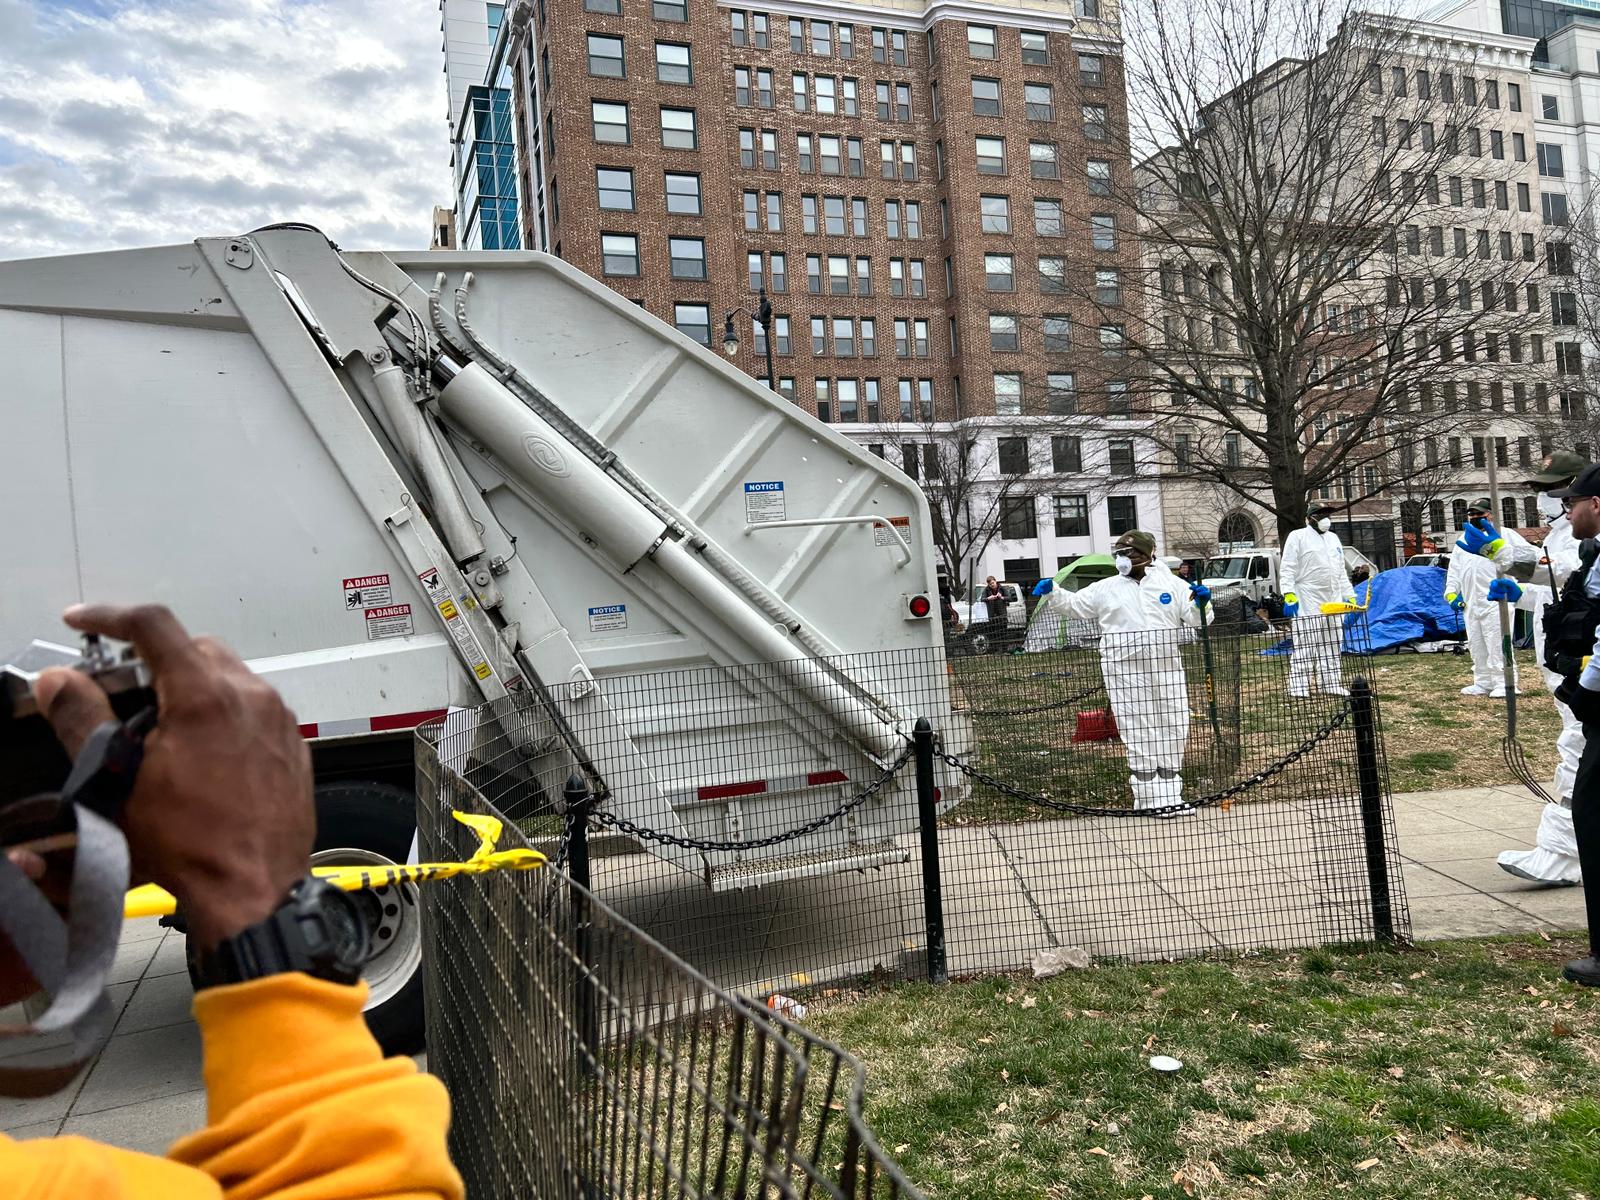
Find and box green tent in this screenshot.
[1021,555,1118,651]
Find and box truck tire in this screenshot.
[310,781,426,1055]
[182,780,426,1056]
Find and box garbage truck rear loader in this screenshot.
[0,229,968,1049]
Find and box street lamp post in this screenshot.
[723,286,776,393]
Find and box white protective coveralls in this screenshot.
[1500,512,1585,885]
[1445,524,1536,695]
[1040,563,1201,810]
[1279,524,1355,697]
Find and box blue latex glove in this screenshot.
[1282,600,1299,618]
[1457,519,1499,556]
[1031,578,1054,597]
[1486,577,1522,603]
[1190,583,1210,606]
[1446,591,1466,612]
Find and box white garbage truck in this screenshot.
[0,228,967,1049]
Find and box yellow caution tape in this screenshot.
[1319,600,1369,615]
[124,811,548,919]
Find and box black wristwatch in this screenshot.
[189,876,371,990]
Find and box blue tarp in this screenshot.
[1261,566,1465,656]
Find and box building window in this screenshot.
[839,23,854,59]
[1082,104,1108,141]
[976,136,1006,175]
[1107,495,1137,533]
[587,33,625,77]
[743,191,759,231]
[1090,213,1116,250]
[592,100,629,143]
[601,233,639,276]
[1021,29,1050,65]
[968,24,996,58]
[812,19,833,55]
[815,379,832,422]
[670,237,706,279]
[832,316,855,357]
[1034,199,1064,237]
[984,253,1013,291]
[1099,324,1125,355]
[1043,314,1071,352]
[794,73,809,112]
[816,76,837,115]
[989,313,1019,351]
[1095,268,1122,306]
[660,106,696,148]
[1039,256,1067,293]
[1538,142,1564,178]
[1543,192,1569,226]
[998,436,1030,475]
[1054,494,1088,536]
[766,192,782,230]
[843,78,859,116]
[731,10,747,44]
[586,0,622,10]
[596,167,634,211]
[1024,83,1054,121]
[1542,94,1560,120]
[1001,497,1037,540]
[665,172,702,214]
[972,77,1002,117]
[980,195,1010,234]
[790,16,804,52]
[763,129,779,170]
[742,128,759,168]
[1076,0,1100,16]
[994,373,1022,415]
[1047,373,1075,414]
[655,42,692,84]
[770,253,788,293]
[1030,141,1059,179]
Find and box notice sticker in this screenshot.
[874,516,912,547]
[588,604,628,632]
[343,573,393,609]
[743,480,786,524]
[365,603,414,641]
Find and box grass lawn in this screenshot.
[807,935,1600,1200]
[948,633,1561,813]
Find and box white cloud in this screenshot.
[0,0,449,261]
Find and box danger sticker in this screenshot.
[743,480,786,524]
[874,516,912,547]
[418,567,446,599]
[343,573,393,609]
[364,604,414,641]
[588,604,628,632]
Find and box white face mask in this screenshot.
[1538,493,1564,521]
[1115,555,1134,576]
[1316,518,1332,534]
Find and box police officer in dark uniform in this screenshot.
[1546,464,1600,984]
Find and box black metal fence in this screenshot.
[418,720,924,1199]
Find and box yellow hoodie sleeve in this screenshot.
[3,974,462,1200]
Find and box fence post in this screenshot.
[1348,679,1396,944]
[913,718,948,985]
[561,773,600,1070]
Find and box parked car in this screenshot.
[951,581,1027,654]
[1201,544,1379,611]
[1404,553,1451,570]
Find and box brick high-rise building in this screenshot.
[442,0,1161,591]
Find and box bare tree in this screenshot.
[869,419,1071,595]
[1078,0,1555,542]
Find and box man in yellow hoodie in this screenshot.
[2,603,463,1199]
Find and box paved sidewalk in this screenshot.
[0,781,1583,1156]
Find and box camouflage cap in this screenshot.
[1524,449,1588,489]
[1113,530,1157,557]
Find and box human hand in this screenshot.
[31,605,313,952]
[1458,520,1500,556]
[1282,593,1299,618]
[1486,578,1522,603]
[1032,578,1053,597]
[1445,591,1466,612]
[1190,583,1211,606]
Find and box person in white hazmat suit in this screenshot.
[1445,498,1537,697]
[1280,502,1357,698]
[1499,451,1590,886]
[1031,530,1210,817]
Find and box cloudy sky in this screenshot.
[0,0,446,261]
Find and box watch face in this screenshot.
[300,880,372,971]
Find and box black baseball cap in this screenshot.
[1551,463,1600,500]
[1308,501,1338,516]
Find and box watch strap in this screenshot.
[191,877,367,990]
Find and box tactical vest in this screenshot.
[1543,538,1600,676]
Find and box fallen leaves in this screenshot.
[1021,994,1038,1009]
[1086,1146,1110,1157]
[1386,1066,1405,1079]
[1354,1158,1381,1171]
[1553,1019,1576,1038]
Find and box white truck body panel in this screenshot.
[0,234,965,889]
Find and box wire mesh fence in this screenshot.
[417,722,925,1199]
[420,606,1406,1007]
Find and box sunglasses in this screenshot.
[1562,496,1598,513]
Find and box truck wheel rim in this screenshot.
[310,847,422,1010]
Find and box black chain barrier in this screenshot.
[935,702,1352,819]
[587,741,915,853]
[964,683,1106,720]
